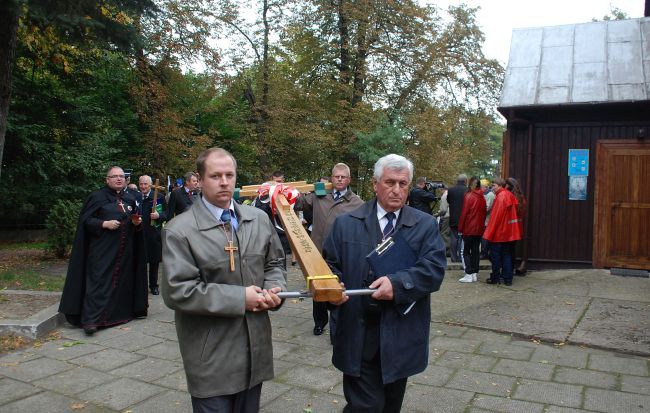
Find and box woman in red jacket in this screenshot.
[458,176,486,282]
[483,178,522,285]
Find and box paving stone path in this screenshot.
[1,266,648,412]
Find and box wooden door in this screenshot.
[593,140,650,269]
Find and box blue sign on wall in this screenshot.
[568,149,589,176]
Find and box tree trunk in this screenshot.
[0,1,20,182]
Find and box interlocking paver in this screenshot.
[78,377,165,410]
[100,331,165,351]
[584,387,650,413]
[260,387,342,412]
[491,358,555,380]
[446,369,516,397]
[0,377,41,405]
[430,336,483,353]
[0,357,72,382]
[530,345,588,369]
[471,394,545,413]
[31,366,115,395]
[109,357,183,382]
[588,353,649,376]
[512,378,583,408]
[435,350,498,372]
[477,341,535,361]
[27,340,105,361]
[554,366,618,389]
[69,348,144,371]
[135,340,182,361]
[402,384,474,413]
[275,364,340,392]
[129,389,192,413]
[621,374,650,395]
[411,364,455,387]
[0,391,107,413]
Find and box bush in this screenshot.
[46,199,82,258]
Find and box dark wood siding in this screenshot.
[506,121,650,264]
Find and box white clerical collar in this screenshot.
[376,202,401,222]
[201,197,235,223]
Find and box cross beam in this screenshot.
[237,181,342,302]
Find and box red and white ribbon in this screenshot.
[256,183,300,216]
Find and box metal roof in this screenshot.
[499,17,650,108]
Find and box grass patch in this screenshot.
[0,270,65,292]
[0,241,47,251]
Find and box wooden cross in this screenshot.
[237,181,343,302]
[224,240,238,272]
[150,178,167,226]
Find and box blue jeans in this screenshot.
[489,241,515,283]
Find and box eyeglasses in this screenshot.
[107,175,126,179]
[332,175,349,180]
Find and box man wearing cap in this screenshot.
[162,147,286,411]
[294,163,364,336]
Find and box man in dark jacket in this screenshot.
[447,174,468,262]
[165,172,198,219]
[137,175,167,295]
[323,154,446,413]
[408,176,438,214]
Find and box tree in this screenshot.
[0,0,156,181]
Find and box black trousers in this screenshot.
[148,262,159,289]
[462,235,481,275]
[343,316,407,412]
[313,301,328,328]
[191,383,262,413]
[449,227,462,262]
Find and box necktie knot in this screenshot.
[383,212,396,238]
[334,191,341,201]
[221,209,231,224]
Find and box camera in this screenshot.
[425,180,446,192]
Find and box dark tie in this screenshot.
[221,209,238,231]
[221,209,231,224]
[382,212,395,238]
[334,191,341,201]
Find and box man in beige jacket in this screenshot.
[294,163,364,336]
[162,147,286,412]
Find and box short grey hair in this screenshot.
[457,174,468,183]
[138,175,152,184]
[373,154,414,182]
[331,163,351,177]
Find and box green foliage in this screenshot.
[45,199,82,258]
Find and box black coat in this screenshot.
[59,186,148,328]
[322,200,446,384]
[447,183,467,228]
[165,187,197,219]
[136,191,166,263]
[408,187,437,214]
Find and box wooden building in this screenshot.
[498,17,650,270]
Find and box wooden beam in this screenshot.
[273,194,343,301]
[238,182,333,198]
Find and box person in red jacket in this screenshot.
[458,176,486,283]
[483,178,522,286]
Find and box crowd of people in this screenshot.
[417,173,527,286]
[59,149,529,413]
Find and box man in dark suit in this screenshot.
[137,175,167,295]
[323,154,446,412]
[165,172,198,219]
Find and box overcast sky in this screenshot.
[428,0,646,65]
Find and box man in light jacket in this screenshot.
[162,147,286,412]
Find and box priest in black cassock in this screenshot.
[59,166,148,335]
